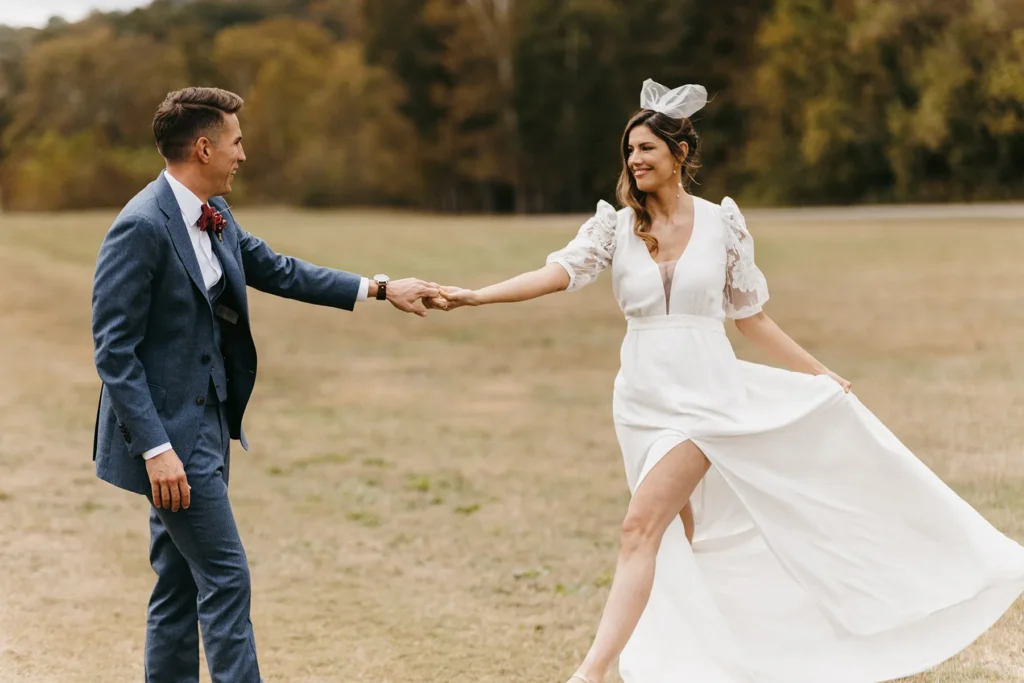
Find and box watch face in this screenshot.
[373,273,389,283]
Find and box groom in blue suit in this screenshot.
[91,87,439,682]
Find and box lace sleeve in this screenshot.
[721,197,769,319]
[546,200,618,292]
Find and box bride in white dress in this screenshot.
[436,80,1024,683]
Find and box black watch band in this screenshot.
[373,274,389,301]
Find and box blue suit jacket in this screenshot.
[92,173,361,494]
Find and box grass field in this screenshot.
[1,204,1022,682]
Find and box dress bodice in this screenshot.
[546,196,769,321]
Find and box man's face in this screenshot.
[202,113,245,196]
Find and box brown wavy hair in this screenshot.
[615,110,701,255]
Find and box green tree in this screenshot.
[746,0,1024,204]
[878,0,1024,200]
[212,18,339,200]
[292,43,421,205]
[213,17,417,205]
[2,0,1024,211]
[6,26,186,146]
[0,27,32,208]
[2,25,186,209]
[744,0,891,204]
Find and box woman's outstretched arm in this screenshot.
[440,262,570,307]
[439,200,617,309]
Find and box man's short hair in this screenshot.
[152,87,244,162]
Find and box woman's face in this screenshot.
[626,124,685,194]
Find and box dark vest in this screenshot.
[204,233,254,438]
[207,275,229,403]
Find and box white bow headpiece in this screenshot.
[640,79,707,119]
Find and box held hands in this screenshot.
[376,278,478,314]
[410,285,482,312]
[146,449,190,511]
[384,278,445,317]
[434,287,481,310]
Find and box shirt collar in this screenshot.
[163,169,206,228]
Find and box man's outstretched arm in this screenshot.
[237,227,440,315]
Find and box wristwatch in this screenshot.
[373,274,390,301]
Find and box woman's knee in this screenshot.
[680,502,695,544]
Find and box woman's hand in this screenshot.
[438,287,482,309]
[819,369,852,393]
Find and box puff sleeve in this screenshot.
[721,197,769,319]
[545,200,619,292]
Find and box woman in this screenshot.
[438,80,1024,683]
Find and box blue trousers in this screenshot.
[144,398,260,683]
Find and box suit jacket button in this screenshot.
[201,354,212,364]
[196,396,206,405]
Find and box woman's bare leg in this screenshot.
[680,501,695,544]
[570,441,710,683]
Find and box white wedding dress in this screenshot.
[546,197,1024,683]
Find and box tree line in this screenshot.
[1,0,1022,212]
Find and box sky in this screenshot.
[0,0,152,28]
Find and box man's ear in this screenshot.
[196,136,212,164]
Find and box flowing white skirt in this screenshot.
[612,314,1024,683]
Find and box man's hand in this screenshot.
[385,278,441,317]
[146,450,190,512]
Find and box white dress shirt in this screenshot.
[164,170,223,289]
[142,171,370,460]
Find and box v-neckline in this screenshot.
[636,197,699,315]
[640,196,699,272]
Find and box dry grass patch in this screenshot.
[0,205,1021,682]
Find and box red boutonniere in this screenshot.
[199,203,228,242]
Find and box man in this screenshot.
[91,86,437,682]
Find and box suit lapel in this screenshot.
[156,174,209,306]
[208,226,249,323]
